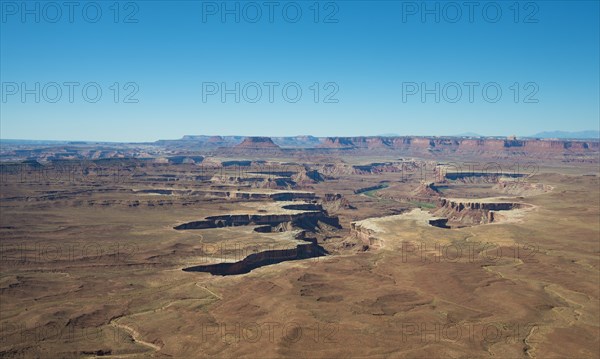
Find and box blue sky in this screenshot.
[1,0,599,141]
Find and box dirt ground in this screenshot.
[0,157,598,358]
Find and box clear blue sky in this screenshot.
[1,0,599,141]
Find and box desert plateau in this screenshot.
[0,135,598,358]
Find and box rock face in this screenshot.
[235,137,281,149]
[444,172,525,183]
[312,136,599,160]
[165,135,599,155]
[318,136,597,151]
[319,137,357,148]
[411,181,441,197]
[182,235,327,276]
[4,136,598,162]
[174,210,341,231]
[176,197,341,276]
[292,169,325,184]
[160,135,244,149]
[438,198,522,212]
[428,218,450,228]
[352,162,404,174]
[197,190,316,201]
[166,156,204,164]
[350,222,380,248]
[207,136,225,143]
[322,193,355,211]
[272,135,321,148]
[434,198,524,226]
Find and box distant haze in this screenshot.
[527,131,600,139]
[2,131,600,144]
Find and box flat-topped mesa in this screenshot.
[319,137,357,149]
[438,198,521,211]
[207,135,225,143]
[197,190,316,201]
[434,198,525,226]
[312,136,598,159]
[319,137,397,149]
[235,137,281,149]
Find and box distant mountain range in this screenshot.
[527,131,599,139]
[453,131,600,139]
[2,134,599,163]
[3,131,599,145]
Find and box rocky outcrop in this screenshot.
[270,192,316,201]
[434,198,524,226]
[322,193,356,211]
[235,137,280,149]
[337,136,595,151]
[160,135,244,149]
[411,181,441,197]
[4,136,598,163]
[352,163,403,174]
[209,175,295,189]
[291,169,325,184]
[207,135,225,144]
[428,218,450,229]
[312,136,599,160]
[166,135,599,155]
[174,209,341,231]
[444,172,525,183]
[438,199,522,212]
[197,190,316,201]
[272,135,321,148]
[177,198,340,275]
[349,222,380,248]
[281,203,323,211]
[319,137,357,149]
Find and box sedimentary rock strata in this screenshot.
[411,181,441,197]
[319,136,598,154]
[175,195,340,275]
[182,234,327,276]
[174,211,340,231]
[234,137,281,149]
[435,198,527,226]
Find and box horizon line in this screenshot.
[2,132,600,144]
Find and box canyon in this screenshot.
[0,139,598,358]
